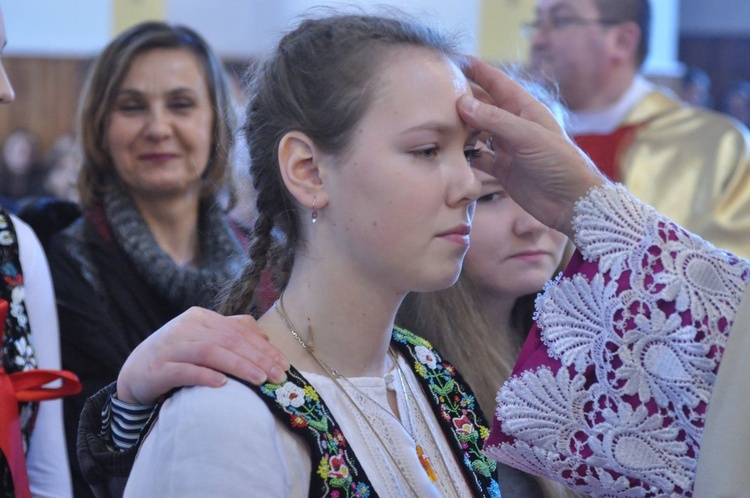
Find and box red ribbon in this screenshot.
[0,301,82,498]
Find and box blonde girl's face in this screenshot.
[463,169,567,300]
[105,48,214,201]
[317,47,482,294]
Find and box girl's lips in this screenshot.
[437,224,471,246]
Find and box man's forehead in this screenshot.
[536,0,598,15]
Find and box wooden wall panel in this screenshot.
[0,57,89,155]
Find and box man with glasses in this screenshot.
[527,0,750,257]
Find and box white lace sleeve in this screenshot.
[484,183,750,498]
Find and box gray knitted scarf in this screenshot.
[103,180,246,311]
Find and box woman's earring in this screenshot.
[311,197,318,224]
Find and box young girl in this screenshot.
[397,76,575,497]
[124,13,500,497]
[398,168,570,498]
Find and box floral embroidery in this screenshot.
[414,345,437,369]
[0,231,13,246]
[486,183,750,497]
[248,328,500,497]
[0,209,39,487]
[392,327,500,497]
[274,381,306,408]
[256,370,374,497]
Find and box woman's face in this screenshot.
[105,48,213,201]
[318,47,482,294]
[464,169,567,300]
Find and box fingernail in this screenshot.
[249,368,267,385]
[276,355,291,370]
[269,365,287,384]
[460,95,479,114]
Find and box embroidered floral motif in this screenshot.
[392,327,500,498]
[0,210,39,488]
[258,370,374,498]
[248,329,500,497]
[486,183,750,497]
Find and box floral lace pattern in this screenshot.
[484,183,750,497]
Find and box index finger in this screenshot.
[463,57,562,132]
[463,56,535,117]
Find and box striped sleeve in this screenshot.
[100,388,155,450]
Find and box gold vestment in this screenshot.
[611,90,750,257]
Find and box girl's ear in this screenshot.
[277,131,329,210]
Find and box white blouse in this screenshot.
[124,354,473,497]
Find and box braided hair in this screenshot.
[218,12,463,316]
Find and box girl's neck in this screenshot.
[132,191,202,266]
[266,258,404,379]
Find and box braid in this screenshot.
[217,13,461,317]
[217,209,274,316]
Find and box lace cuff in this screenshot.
[485,183,750,497]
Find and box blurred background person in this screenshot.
[43,132,81,203]
[527,0,750,257]
[41,22,246,497]
[680,66,712,108]
[724,78,750,129]
[0,128,47,211]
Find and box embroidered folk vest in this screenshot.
[143,327,501,497]
[248,327,500,497]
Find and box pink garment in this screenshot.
[485,183,750,497]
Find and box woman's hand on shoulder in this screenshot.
[116,307,289,405]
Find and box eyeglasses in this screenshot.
[521,16,621,37]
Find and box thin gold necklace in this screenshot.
[273,295,442,493]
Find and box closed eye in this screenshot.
[412,147,439,159]
[477,189,507,203]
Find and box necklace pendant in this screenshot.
[416,444,438,483]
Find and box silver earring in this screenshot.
[311,197,318,224]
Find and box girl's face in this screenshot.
[464,169,567,300]
[105,48,214,202]
[318,47,482,294]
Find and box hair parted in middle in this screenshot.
[217,12,466,316]
[76,21,236,208]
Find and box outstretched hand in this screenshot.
[459,57,607,238]
[116,307,290,405]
